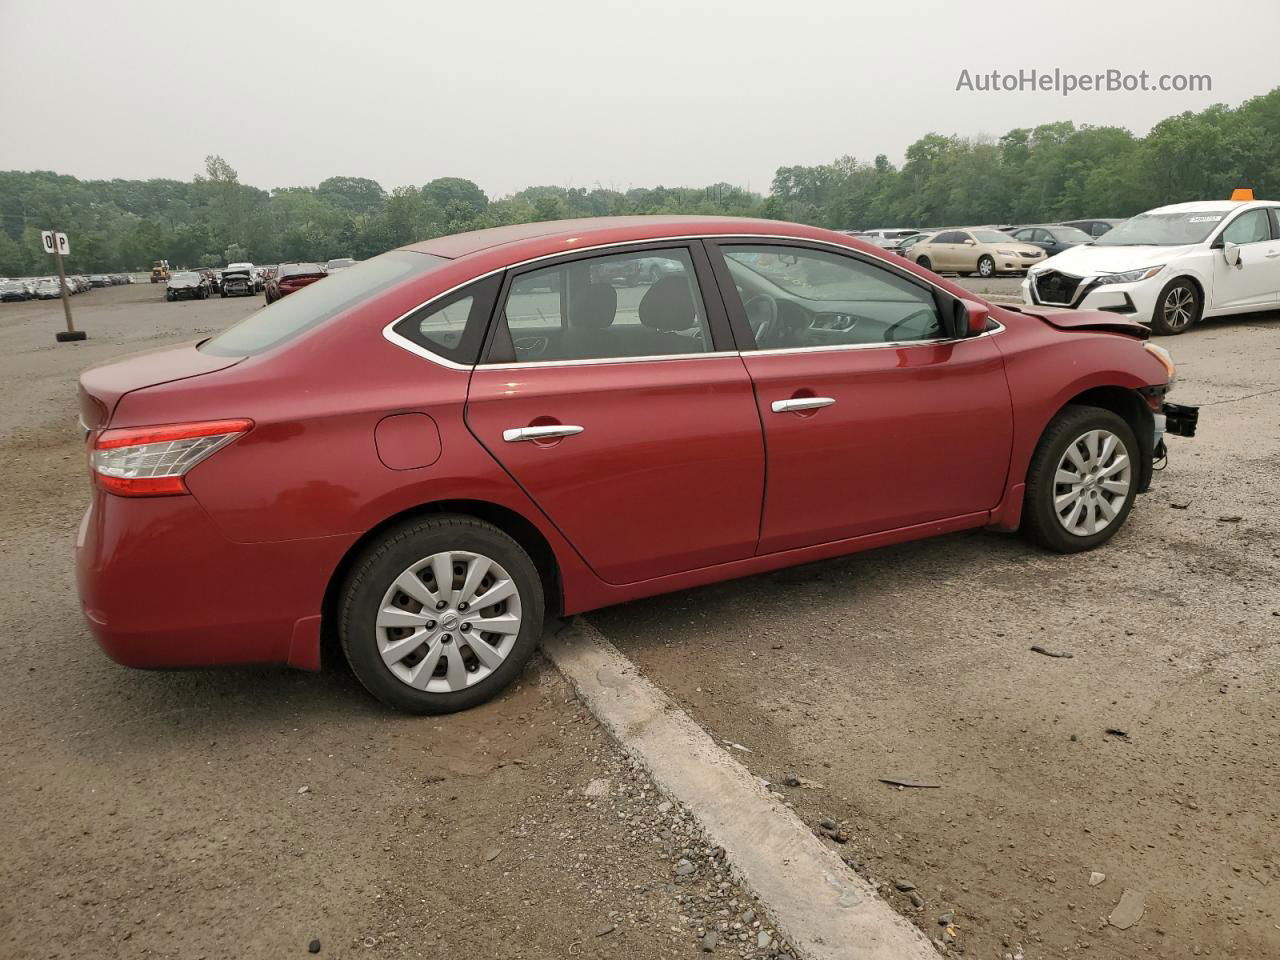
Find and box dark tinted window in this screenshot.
[933,231,964,244]
[487,248,712,363]
[202,251,445,356]
[392,274,502,365]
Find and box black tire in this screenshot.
[1021,405,1139,553]
[916,255,932,270]
[339,514,545,714]
[165,290,174,301]
[977,255,995,278]
[220,290,227,298]
[1150,278,1201,336]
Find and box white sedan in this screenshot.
[1022,199,1280,335]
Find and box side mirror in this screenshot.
[957,298,989,337]
[963,238,976,245]
[1223,241,1242,267]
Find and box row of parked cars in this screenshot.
[848,219,1122,279]
[0,272,133,302]
[854,192,1280,335]
[164,257,358,303]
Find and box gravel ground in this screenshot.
[0,286,779,960]
[590,301,1280,959]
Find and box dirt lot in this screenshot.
[591,302,1280,959]
[1,281,1276,960]
[0,286,777,960]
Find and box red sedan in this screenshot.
[75,217,1197,713]
[264,262,327,304]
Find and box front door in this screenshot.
[465,244,765,585]
[708,241,1013,554]
[1210,207,1280,310]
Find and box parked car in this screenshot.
[1024,198,1280,335]
[165,271,210,301]
[35,279,62,299]
[220,263,256,297]
[855,229,922,251]
[910,228,1045,276]
[895,232,933,260]
[89,275,112,288]
[75,216,1193,714]
[265,262,327,304]
[325,257,357,273]
[1010,224,1095,258]
[1060,219,1124,239]
[0,280,30,302]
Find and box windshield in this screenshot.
[973,230,1016,244]
[1053,226,1093,243]
[1095,211,1226,246]
[279,263,324,278]
[201,250,446,356]
[171,272,199,282]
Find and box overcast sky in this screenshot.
[2,0,1277,196]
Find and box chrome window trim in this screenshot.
[380,233,1003,369]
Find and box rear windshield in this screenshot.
[201,250,446,356]
[279,263,324,277]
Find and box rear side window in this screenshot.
[391,274,502,365]
[486,248,712,363]
[201,251,446,356]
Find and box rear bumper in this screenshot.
[76,491,353,670]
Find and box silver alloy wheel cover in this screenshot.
[1053,428,1132,537]
[979,257,994,276]
[375,550,522,693]
[1163,286,1195,330]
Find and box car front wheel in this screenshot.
[977,255,995,278]
[1021,405,1138,553]
[339,515,545,714]
[1151,278,1201,336]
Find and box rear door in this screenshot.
[706,240,1013,553]
[465,243,765,585]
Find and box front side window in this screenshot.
[488,248,712,363]
[1220,209,1271,245]
[720,245,944,349]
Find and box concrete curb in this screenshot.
[543,618,939,960]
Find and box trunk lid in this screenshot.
[1018,305,1149,339]
[78,341,244,429]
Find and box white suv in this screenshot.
[1022,199,1280,335]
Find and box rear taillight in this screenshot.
[91,419,253,497]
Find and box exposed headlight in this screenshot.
[1096,265,1165,285]
[996,249,1019,256]
[1144,342,1176,381]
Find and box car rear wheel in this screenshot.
[916,255,931,270]
[1151,278,1200,336]
[1021,405,1138,553]
[339,515,545,714]
[977,255,995,278]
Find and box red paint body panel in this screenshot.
[742,338,1012,552]
[466,356,765,584]
[73,216,1173,673]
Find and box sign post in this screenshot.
[42,230,85,343]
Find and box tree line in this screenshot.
[1,87,1276,275]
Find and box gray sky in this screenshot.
[2,0,1277,196]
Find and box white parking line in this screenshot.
[543,618,938,960]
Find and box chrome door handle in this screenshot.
[771,397,835,413]
[502,424,584,442]
[1265,251,1280,259]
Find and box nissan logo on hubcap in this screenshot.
[440,612,460,630]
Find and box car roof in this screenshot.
[1145,200,1273,215]
[400,215,850,262]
